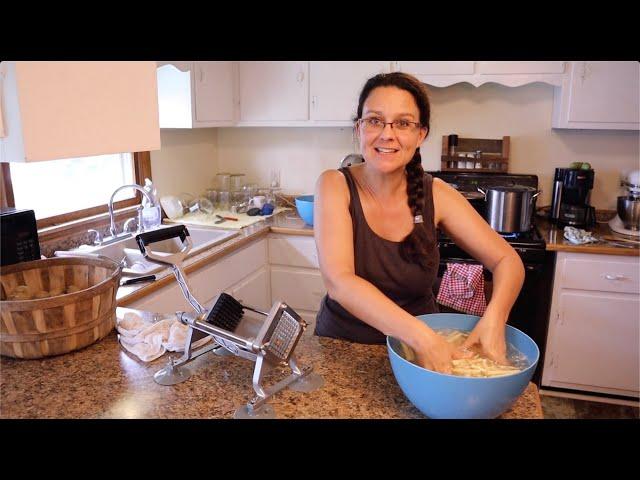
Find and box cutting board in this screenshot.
[164,207,291,230]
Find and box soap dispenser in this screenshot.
[141,178,161,230]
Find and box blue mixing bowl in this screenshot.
[387,313,539,419]
[295,195,314,226]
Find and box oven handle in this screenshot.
[440,260,545,272]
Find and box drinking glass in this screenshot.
[269,169,281,189]
[218,191,231,211]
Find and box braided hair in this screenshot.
[355,72,434,270]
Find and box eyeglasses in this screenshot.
[358,117,422,134]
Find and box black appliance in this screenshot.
[1,208,41,267]
[549,167,596,228]
[427,171,554,386]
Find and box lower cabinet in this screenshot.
[268,233,325,327]
[541,252,640,398]
[226,265,270,312]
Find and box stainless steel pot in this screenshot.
[477,186,541,233]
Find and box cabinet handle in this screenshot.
[603,274,625,281]
[199,65,204,82]
[312,96,317,108]
[297,71,305,83]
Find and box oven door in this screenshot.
[434,253,554,386]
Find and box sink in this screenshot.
[66,225,239,276]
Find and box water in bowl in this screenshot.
[398,328,529,377]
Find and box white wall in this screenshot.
[154,82,639,209]
[216,127,355,195]
[150,128,218,198]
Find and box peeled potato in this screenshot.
[49,288,65,296]
[66,285,81,294]
[436,329,522,378]
[34,290,50,299]
[12,291,32,300]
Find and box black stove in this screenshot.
[427,171,554,386]
[428,171,547,262]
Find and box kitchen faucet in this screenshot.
[106,184,156,241]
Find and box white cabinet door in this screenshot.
[395,61,475,75]
[568,61,639,124]
[553,61,640,130]
[193,62,235,125]
[228,265,271,312]
[126,281,192,314]
[271,265,326,312]
[309,61,390,122]
[476,61,565,74]
[157,62,235,128]
[268,234,319,269]
[238,62,309,122]
[157,63,193,128]
[546,291,639,396]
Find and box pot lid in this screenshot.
[485,185,537,193]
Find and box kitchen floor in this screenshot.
[540,395,639,419]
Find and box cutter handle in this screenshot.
[135,224,189,251]
[135,225,192,266]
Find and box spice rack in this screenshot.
[440,136,510,173]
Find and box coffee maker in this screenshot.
[549,167,596,228]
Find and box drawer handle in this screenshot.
[603,274,625,281]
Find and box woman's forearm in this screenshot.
[485,252,525,320]
[327,273,438,352]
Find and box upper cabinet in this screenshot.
[238,61,309,124]
[0,61,161,163]
[396,61,475,76]
[309,61,391,124]
[156,61,235,128]
[393,61,566,88]
[552,61,639,130]
[475,61,566,75]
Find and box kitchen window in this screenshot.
[1,151,152,229]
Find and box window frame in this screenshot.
[0,151,152,229]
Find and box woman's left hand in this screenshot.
[461,310,509,365]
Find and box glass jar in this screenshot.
[230,173,245,192]
[215,173,231,191]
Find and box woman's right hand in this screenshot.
[414,333,473,374]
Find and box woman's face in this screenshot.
[357,86,428,174]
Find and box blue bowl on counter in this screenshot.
[387,313,539,419]
[295,195,314,226]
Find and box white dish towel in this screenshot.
[116,312,211,362]
[563,226,598,245]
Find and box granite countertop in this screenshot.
[0,307,543,419]
[536,217,639,257]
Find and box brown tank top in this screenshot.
[314,167,440,344]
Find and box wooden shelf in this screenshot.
[441,136,510,173]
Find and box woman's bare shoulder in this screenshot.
[316,169,349,194]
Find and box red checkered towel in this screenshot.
[436,263,487,316]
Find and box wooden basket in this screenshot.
[0,256,122,359]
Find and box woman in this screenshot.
[313,72,525,374]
